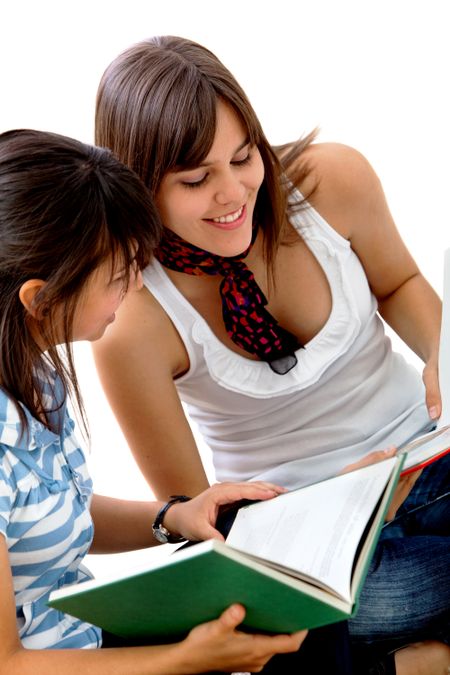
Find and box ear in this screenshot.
[19,279,47,318]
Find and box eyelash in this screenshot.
[182,153,252,189]
[111,276,127,290]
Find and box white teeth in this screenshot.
[211,206,243,224]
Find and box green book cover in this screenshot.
[49,456,403,640]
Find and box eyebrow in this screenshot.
[176,137,251,172]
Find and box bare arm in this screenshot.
[92,286,210,499]
[90,481,287,553]
[304,143,442,418]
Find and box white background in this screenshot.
[1,0,449,571]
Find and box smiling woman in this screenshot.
[155,103,264,256]
[92,34,450,675]
[1,4,449,673]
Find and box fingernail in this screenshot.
[429,406,438,419]
[230,604,243,618]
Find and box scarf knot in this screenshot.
[155,228,302,374]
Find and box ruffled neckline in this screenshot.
[148,202,362,398]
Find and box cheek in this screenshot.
[156,190,184,230]
[112,287,126,308]
[250,156,265,191]
[158,191,205,231]
[96,290,122,319]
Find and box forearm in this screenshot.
[0,643,191,675]
[90,482,288,553]
[94,367,210,500]
[378,272,442,364]
[90,494,165,553]
[135,438,211,500]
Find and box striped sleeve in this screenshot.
[0,458,14,535]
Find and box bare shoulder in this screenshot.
[301,142,382,197]
[293,142,386,239]
[93,285,188,378]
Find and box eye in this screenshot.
[232,151,252,167]
[110,270,128,288]
[181,174,208,189]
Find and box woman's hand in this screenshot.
[164,481,286,542]
[340,447,398,475]
[422,358,441,422]
[177,603,307,673]
[340,447,422,520]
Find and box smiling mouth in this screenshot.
[209,206,244,224]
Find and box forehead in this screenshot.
[180,101,249,170]
[209,101,248,152]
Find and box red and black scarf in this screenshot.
[155,228,301,374]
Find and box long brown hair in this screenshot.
[0,129,162,436]
[95,35,316,269]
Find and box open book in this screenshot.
[48,455,403,639]
[48,255,449,639]
[398,425,450,475]
[398,248,450,474]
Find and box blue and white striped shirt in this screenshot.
[0,377,101,649]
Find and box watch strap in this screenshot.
[152,494,191,543]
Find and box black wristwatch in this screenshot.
[152,495,191,544]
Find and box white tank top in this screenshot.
[143,197,431,489]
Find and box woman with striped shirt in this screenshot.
[0,128,306,674]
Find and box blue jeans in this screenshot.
[349,452,450,660]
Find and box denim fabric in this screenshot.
[349,452,450,658]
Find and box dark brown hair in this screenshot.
[95,35,316,268]
[0,129,162,435]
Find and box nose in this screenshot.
[215,170,246,205]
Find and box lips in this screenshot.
[210,205,244,224]
[205,204,247,230]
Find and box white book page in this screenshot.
[399,425,450,470]
[226,458,396,603]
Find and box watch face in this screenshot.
[152,527,169,544]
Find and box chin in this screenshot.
[88,327,109,342]
[207,229,254,258]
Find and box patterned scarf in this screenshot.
[155,228,301,374]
